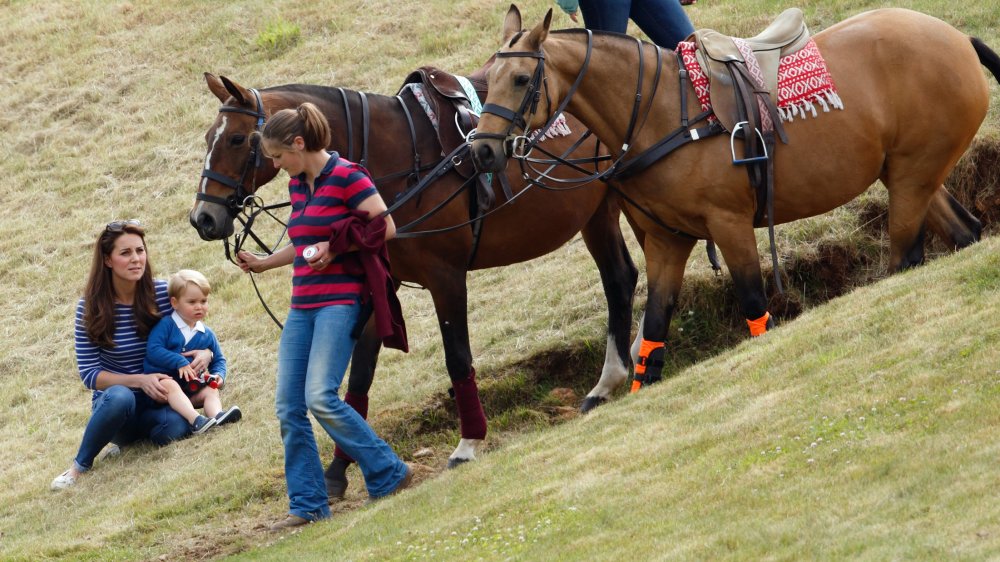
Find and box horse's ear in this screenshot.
[205,73,231,103]
[219,75,250,106]
[526,8,552,49]
[502,4,522,43]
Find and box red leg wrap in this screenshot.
[453,368,487,440]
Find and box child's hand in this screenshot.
[178,365,197,381]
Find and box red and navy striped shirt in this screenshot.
[287,152,378,309]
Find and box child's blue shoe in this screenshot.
[191,415,216,435]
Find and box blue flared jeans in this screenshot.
[276,303,408,520]
[73,385,190,471]
[578,0,694,49]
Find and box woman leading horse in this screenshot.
[191,61,641,481]
[472,6,997,388]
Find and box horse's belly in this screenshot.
[770,120,886,223]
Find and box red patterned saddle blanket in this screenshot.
[677,38,844,124]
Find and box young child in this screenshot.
[144,269,241,435]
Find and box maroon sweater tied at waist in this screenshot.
[329,211,408,352]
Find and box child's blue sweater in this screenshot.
[143,315,227,379]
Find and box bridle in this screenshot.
[474,28,728,270]
[475,29,664,188]
[198,87,289,329]
[198,88,267,215]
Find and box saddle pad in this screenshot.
[678,38,844,123]
[401,83,572,142]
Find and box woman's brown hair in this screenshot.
[83,224,160,348]
[261,102,332,152]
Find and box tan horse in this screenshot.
[472,7,996,390]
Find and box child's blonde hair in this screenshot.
[168,269,211,298]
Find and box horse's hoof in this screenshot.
[447,457,471,469]
[580,396,608,413]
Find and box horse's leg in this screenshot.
[578,197,640,412]
[924,186,982,250]
[708,217,775,337]
[632,234,696,390]
[323,315,381,500]
[881,169,951,272]
[423,272,487,468]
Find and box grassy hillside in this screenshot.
[0,0,997,560]
[246,237,1000,561]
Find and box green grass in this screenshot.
[1,0,998,560]
[241,239,1000,562]
[255,20,301,57]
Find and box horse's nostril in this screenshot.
[195,213,216,236]
[475,144,495,169]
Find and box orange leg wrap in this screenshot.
[746,311,771,337]
[632,339,665,393]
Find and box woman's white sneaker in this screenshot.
[51,470,77,491]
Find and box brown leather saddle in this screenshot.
[693,7,810,135]
[398,67,501,262]
[400,66,482,168]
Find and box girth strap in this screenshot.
[336,87,355,162]
[395,94,422,187]
[359,91,370,170]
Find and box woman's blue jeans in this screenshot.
[579,0,695,49]
[276,304,408,520]
[73,385,190,471]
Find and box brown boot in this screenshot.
[268,514,310,532]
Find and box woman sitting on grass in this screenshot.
[51,220,215,491]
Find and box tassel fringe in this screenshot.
[777,88,844,123]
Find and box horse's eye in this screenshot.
[514,74,530,87]
[229,134,246,146]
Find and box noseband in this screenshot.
[198,88,267,216]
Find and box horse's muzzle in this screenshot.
[470,139,508,173]
[190,208,233,241]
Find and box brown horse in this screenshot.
[190,65,642,477]
[472,7,995,389]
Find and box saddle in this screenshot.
[400,66,482,169]
[693,7,810,134]
[691,8,811,293]
[398,67,499,265]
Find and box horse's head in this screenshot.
[471,5,556,173]
[191,73,280,241]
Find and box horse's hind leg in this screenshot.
[882,169,954,272]
[578,196,640,412]
[632,234,695,390]
[324,316,382,499]
[925,186,982,250]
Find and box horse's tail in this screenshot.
[971,37,1000,84]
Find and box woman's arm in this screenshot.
[237,243,295,273]
[93,371,173,403]
[307,194,396,268]
[357,193,395,241]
